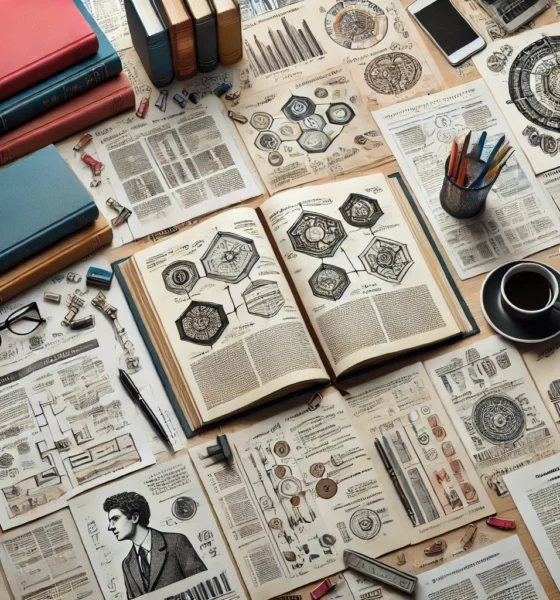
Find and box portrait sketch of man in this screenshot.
[103,491,207,599]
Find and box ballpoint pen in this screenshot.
[374,438,417,526]
[118,369,174,451]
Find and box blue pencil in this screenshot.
[470,135,505,188]
[476,131,487,159]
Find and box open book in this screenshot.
[115,173,476,433]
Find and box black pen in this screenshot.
[118,369,174,451]
[374,437,416,526]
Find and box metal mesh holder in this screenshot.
[440,156,494,219]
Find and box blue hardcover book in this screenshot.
[124,0,174,87]
[0,145,99,274]
[0,0,122,135]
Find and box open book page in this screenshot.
[0,510,102,600]
[374,79,560,280]
[236,0,442,105]
[69,456,247,600]
[190,387,410,600]
[505,454,560,592]
[259,173,461,377]
[472,23,560,175]
[0,334,155,530]
[414,536,547,599]
[234,67,390,194]
[349,364,494,544]
[522,339,560,433]
[425,336,560,499]
[133,207,328,423]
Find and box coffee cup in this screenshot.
[501,262,560,322]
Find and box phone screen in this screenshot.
[413,0,479,55]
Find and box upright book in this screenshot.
[0,0,121,135]
[210,0,241,64]
[155,0,197,79]
[0,214,113,303]
[184,0,218,72]
[0,0,99,100]
[114,173,476,434]
[0,145,99,274]
[0,73,135,166]
[124,0,174,87]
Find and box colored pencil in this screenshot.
[476,131,487,159]
[454,131,471,181]
[457,158,468,186]
[489,143,511,169]
[482,148,515,184]
[448,139,458,178]
[469,135,505,188]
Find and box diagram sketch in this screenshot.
[359,236,414,283]
[288,212,347,257]
[239,0,304,22]
[162,261,200,295]
[474,24,560,173]
[472,394,526,445]
[325,1,388,50]
[364,52,422,94]
[340,193,383,227]
[309,264,350,300]
[175,302,229,346]
[201,232,259,283]
[245,15,325,76]
[243,280,285,317]
[235,67,389,193]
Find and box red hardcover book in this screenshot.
[0,0,99,101]
[0,73,135,166]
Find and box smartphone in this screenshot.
[408,0,486,66]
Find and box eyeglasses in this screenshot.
[0,302,46,346]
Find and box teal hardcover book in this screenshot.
[0,0,122,135]
[0,145,99,274]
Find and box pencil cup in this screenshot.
[440,156,495,219]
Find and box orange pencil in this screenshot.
[454,131,471,182]
[448,139,458,178]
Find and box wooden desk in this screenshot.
[97,157,560,599]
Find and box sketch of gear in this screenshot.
[325,0,388,50]
[175,301,228,345]
[471,394,526,445]
[364,52,422,95]
[288,211,347,258]
[359,236,414,283]
[201,232,259,283]
[340,193,383,227]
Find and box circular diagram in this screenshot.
[310,463,325,478]
[325,1,388,50]
[275,465,288,478]
[274,441,290,457]
[172,496,197,520]
[268,151,284,166]
[350,508,382,540]
[162,261,199,295]
[365,52,422,95]
[279,477,302,497]
[472,394,526,445]
[175,301,228,346]
[508,35,560,132]
[316,478,338,499]
[201,232,259,284]
[288,212,347,258]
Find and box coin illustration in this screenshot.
[316,478,338,499]
[350,508,382,540]
[274,441,290,457]
[275,465,287,478]
[172,496,197,520]
[269,517,283,530]
[432,426,446,442]
[310,463,325,478]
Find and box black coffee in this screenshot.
[504,271,552,311]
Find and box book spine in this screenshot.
[0,33,100,101]
[171,23,197,80]
[217,11,242,65]
[195,17,218,72]
[0,226,113,304]
[0,53,123,135]
[148,31,174,87]
[0,86,136,166]
[0,203,100,274]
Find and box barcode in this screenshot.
[165,572,232,600]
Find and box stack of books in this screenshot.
[0,145,113,303]
[0,0,135,166]
[124,0,242,85]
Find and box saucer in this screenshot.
[481,260,560,344]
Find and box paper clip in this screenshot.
[106,197,132,226]
[43,292,61,303]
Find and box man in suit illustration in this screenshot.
[103,492,207,599]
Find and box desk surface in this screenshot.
[101,156,560,600]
